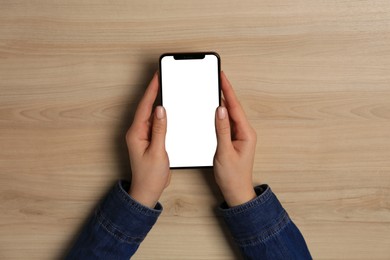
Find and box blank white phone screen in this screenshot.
[161,54,220,168]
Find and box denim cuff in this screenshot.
[218,184,291,247]
[95,180,162,245]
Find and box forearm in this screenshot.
[66,180,162,260]
[219,185,312,260]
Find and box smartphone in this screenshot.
[159,52,221,168]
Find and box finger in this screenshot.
[215,106,233,150]
[149,106,167,152]
[220,71,252,139]
[220,71,247,124]
[133,73,159,125]
[221,98,226,107]
[165,171,172,188]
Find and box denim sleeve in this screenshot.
[219,185,312,260]
[65,180,162,260]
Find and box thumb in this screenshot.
[215,106,233,150]
[149,106,167,151]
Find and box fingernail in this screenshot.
[217,106,226,120]
[156,106,165,119]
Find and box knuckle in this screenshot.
[248,126,257,140]
[251,128,257,140]
[217,123,230,135]
[126,128,136,144]
[125,129,132,142]
[148,148,168,161]
[152,122,166,135]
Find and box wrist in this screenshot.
[128,188,160,208]
[222,186,257,207]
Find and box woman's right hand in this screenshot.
[213,72,257,207]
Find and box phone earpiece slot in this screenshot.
[173,53,205,60]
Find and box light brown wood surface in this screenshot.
[1,1,390,259]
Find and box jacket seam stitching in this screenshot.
[115,181,162,217]
[95,207,147,245]
[233,211,291,247]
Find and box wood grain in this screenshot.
[1,0,390,259]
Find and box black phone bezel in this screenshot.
[158,52,221,169]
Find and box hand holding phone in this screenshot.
[126,62,256,209]
[126,73,170,208]
[213,72,257,207]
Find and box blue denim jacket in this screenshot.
[66,181,311,259]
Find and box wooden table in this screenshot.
[1,1,389,259]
